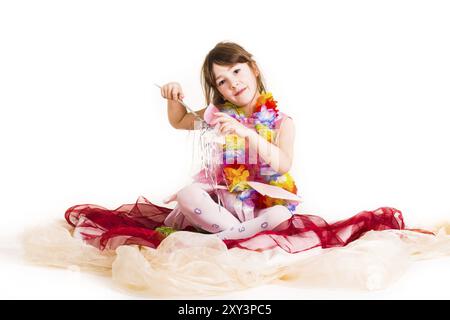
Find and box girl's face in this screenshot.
[213,62,260,107]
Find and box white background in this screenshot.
[0,0,449,299]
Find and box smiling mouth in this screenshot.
[234,88,246,96]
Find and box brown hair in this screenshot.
[200,41,267,106]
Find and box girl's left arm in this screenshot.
[246,117,295,175]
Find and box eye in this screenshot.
[216,69,240,87]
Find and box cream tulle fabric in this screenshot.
[22,220,450,297]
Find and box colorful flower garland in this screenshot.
[220,92,299,212]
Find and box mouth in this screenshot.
[234,88,246,96]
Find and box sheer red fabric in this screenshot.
[65,196,412,253]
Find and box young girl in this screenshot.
[65,41,406,253]
[159,42,300,241]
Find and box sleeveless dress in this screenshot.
[163,109,300,230]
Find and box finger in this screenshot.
[171,87,179,100]
[210,118,222,125]
[223,126,234,135]
[164,86,171,99]
[218,123,226,134]
[210,116,230,126]
[220,123,233,135]
[173,86,183,101]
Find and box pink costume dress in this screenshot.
[163,110,301,240]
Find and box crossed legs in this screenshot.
[174,183,292,240]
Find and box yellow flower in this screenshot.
[261,173,297,208]
[255,124,273,142]
[270,173,297,193]
[224,165,250,192]
[262,197,286,208]
[225,134,245,150]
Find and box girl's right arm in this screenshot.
[160,82,206,130]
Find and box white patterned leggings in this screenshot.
[166,182,293,240]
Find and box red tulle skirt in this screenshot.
[65,196,411,253]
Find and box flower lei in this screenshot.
[220,92,299,212]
